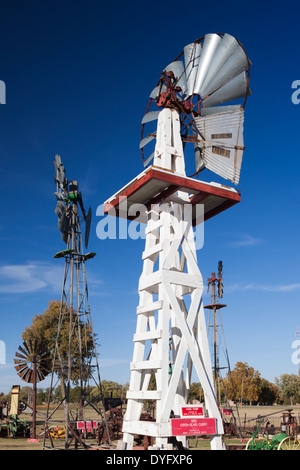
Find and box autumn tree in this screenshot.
[189,382,203,402]
[99,380,128,400]
[275,374,300,405]
[21,300,95,396]
[225,362,262,405]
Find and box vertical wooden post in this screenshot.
[32,354,37,439]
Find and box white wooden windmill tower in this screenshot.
[104,33,251,450]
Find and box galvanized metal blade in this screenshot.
[194,33,222,96]
[199,34,246,97]
[202,71,248,108]
[201,104,241,116]
[143,151,155,167]
[139,134,156,149]
[54,154,67,187]
[149,84,166,100]
[141,111,160,125]
[202,42,249,98]
[183,42,202,97]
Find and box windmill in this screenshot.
[104,32,251,450]
[205,262,228,402]
[205,261,243,438]
[14,340,51,438]
[141,33,250,184]
[43,155,109,450]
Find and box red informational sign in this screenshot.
[181,405,204,417]
[222,408,233,416]
[171,418,217,436]
[76,420,98,430]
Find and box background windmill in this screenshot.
[43,155,109,450]
[14,340,51,438]
[205,261,242,437]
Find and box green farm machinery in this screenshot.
[245,414,300,450]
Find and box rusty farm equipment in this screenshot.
[244,409,300,450]
[0,385,31,438]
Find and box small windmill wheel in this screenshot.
[14,340,52,384]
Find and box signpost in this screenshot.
[171,418,217,436]
[180,405,204,417]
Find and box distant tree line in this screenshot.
[0,380,129,406]
[189,362,300,406]
[4,301,300,408]
[2,368,300,408]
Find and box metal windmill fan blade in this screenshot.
[14,358,27,365]
[18,345,29,357]
[199,34,248,98]
[149,84,166,100]
[14,364,28,373]
[201,104,241,116]
[22,341,31,354]
[23,369,32,383]
[36,369,45,382]
[15,351,27,360]
[141,108,161,167]
[184,42,202,97]
[164,61,188,98]
[143,151,155,167]
[54,154,67,187]
[194,141,204,173]
[85,206,92,249]
[194,107,245,184]
[193,33,222,96]
[18,367,31,382]
[17,368,28,379]
[141,111,160,125]
[202,71,248,108]
[140,134,156,150]
[55,200,70,244]
[28,338,34,354]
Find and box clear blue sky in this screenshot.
[0,0,299,394]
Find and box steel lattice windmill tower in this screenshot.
[43,155,108,450]
[205,261,227,406]
[104,33,251,450]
